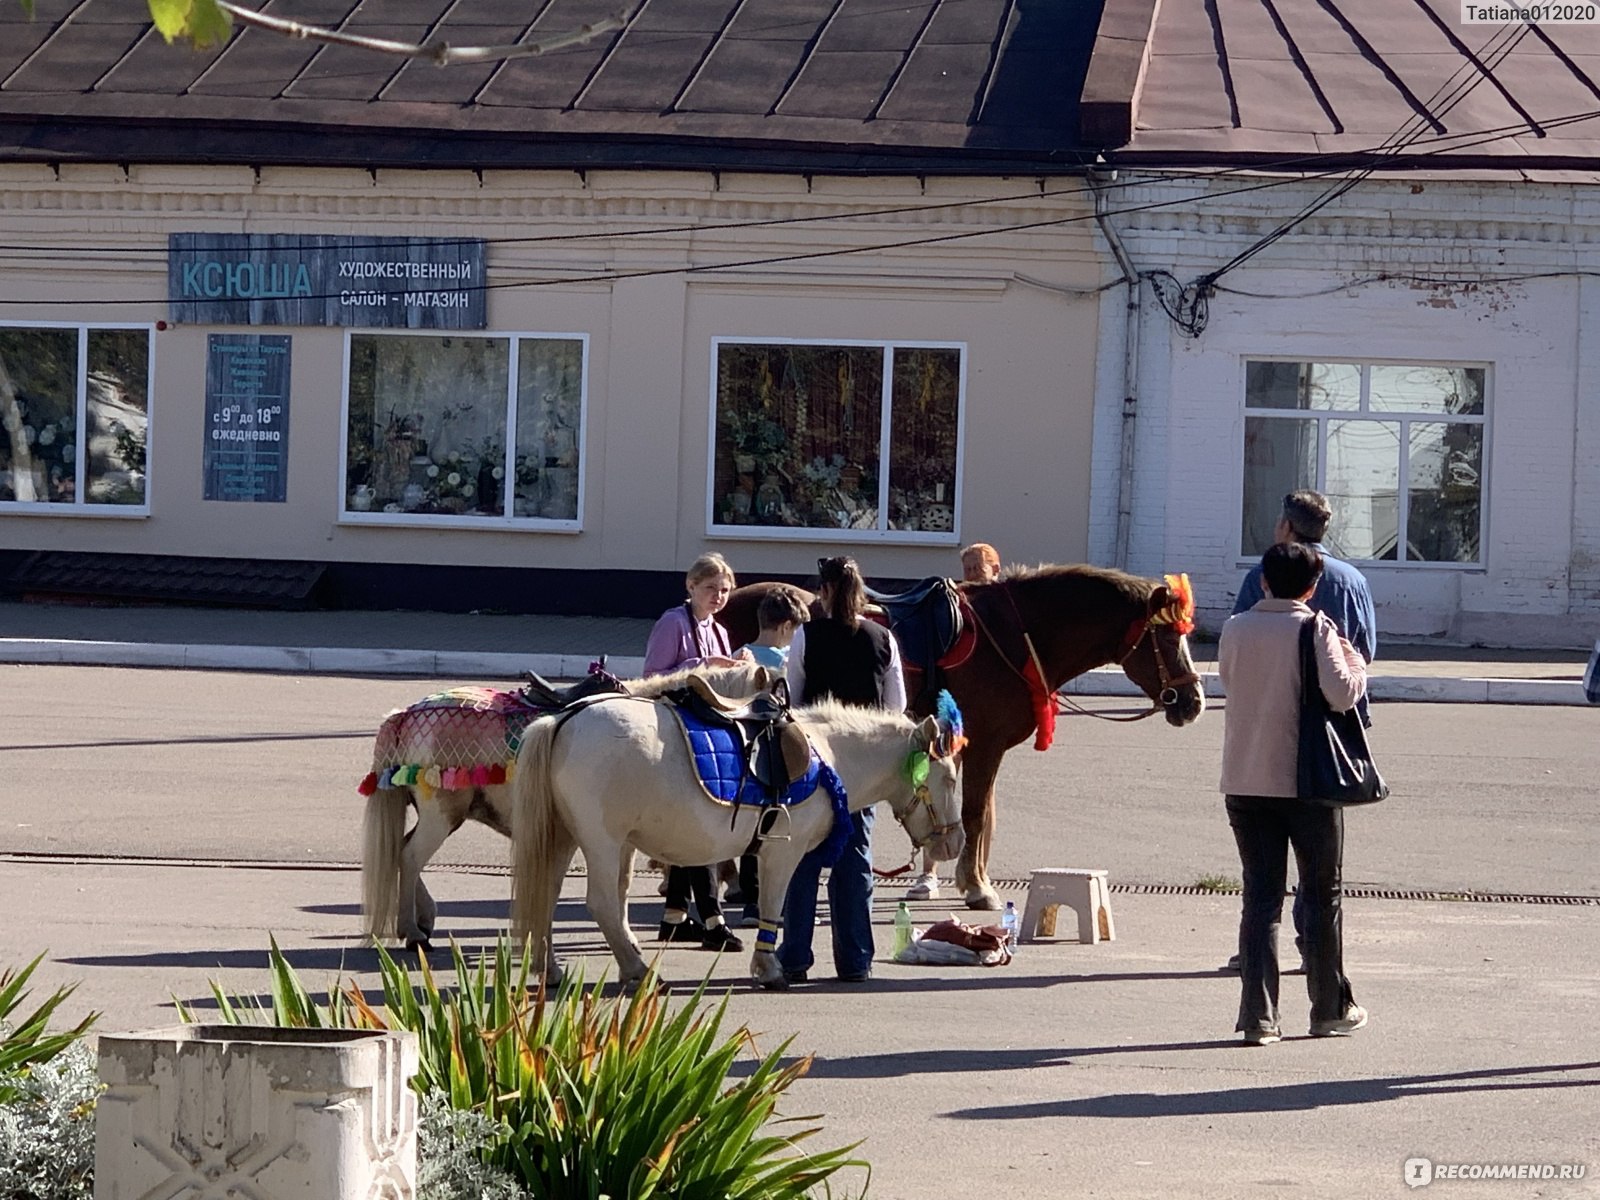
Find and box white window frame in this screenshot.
[705,336,967,545]
[337,328,589,533]
[1237,356,1490,569]
[0,320,155,519]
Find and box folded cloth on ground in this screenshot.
[895,919,1012,966]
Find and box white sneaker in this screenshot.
[905,873,939,901]
[1310,1004,1368,1037]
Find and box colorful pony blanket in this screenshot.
[671,707,853,867]
[358,687,546,797]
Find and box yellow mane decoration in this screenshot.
[1150,572,1196,635]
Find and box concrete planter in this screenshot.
[95,1025,417,1199]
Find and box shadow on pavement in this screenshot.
[944,1061,1600,1119]
[729,1040,1244,1080]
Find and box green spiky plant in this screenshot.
[188,937,869,1199]
[0,955,98,1103]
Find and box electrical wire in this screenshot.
[0,79,1594,309]
[1148,23,1536,337]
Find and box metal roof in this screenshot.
[0,0,1107,174]
[1108,0,1600,170]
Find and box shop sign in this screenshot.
[204,334,291,503]
[170,234,486,329]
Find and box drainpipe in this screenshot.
[1093,170,1141,571]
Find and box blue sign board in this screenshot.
[170,233,486,329]
[204,335,291,503]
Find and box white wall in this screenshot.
[1089,173,1600,647]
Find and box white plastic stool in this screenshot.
[1020,868,1115,944]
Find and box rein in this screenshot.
[874,748,961,879]
[969,582,1197,725]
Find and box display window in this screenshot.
[0,324,152,513]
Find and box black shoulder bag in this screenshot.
[1296,616,1389,807]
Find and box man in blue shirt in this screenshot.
[1224,488,1377,973]
[1233,489,1377,725]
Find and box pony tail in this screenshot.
[509,716,563,970]
[819,555,866,625]
[361,786,408,938]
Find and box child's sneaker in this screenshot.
[905,872,939,901]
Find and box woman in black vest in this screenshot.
[777,556,906,983]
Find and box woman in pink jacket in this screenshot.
[1218,541,1369,1046]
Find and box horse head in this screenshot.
[898,700,966,862]
[1121,573,1206,727]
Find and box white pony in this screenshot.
[361,661,773,948]
[509,695,966,990]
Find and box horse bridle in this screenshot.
[973,581,1199,724]
[874,749,962,879]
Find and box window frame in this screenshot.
[1237,355,1490,569]
[0,319,155,519]
[704,335,967,545]
[337,327,589,533]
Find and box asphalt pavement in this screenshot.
[1,603,1597,1198]
[0,599,1591,703]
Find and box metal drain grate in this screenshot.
[992,880,1600,907]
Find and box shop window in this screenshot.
[344,332,585,525]
[711,340,962,539]
[1242,360,1485,563]
[0,325,151,511]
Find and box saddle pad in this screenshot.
[360,687,548,796]
[673,707,821,808]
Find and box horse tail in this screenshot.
[361,786,409,938]
[510,714,565,953]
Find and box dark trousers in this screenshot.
[1225,794,1355,1033]
[664,865,722,923]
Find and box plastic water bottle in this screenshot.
[893,901,913,959]
[1002,900,1019,951]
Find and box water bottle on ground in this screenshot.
[1002,900,1019,951]
[893,900,913,959]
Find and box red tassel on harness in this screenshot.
[357,772,379,797]
[1022,656,1056,752]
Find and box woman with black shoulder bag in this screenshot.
[1218,541,1376,1046]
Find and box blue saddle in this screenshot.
[675,707,852,866]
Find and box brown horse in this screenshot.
[720,565,1206,909]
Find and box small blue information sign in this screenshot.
[204,334,291,503]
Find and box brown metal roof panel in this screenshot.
[630,0,743,33]
[0,8,74,87]
[677,36,811,114]
[1228,56,1338,135]
[821,1,937,54]
[875,41,996,124]
[6,20,145,93]
[919,0,1008,45]
[188,26,329,97]
[379,22,533,104]
[776,49,901,118]
[94,27,227,94]
[283,30,432,100]
[1136,53,1237,131]
[577,29,720,111]
[724,0,837,40]
[1485,51,1600,128]
[339,0,455,23]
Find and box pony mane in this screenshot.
[792,698,917,738]
[626,660,772,699]
[998,562,1160,603]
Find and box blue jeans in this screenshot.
[778,806,875,977]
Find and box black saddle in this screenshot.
[518,666,628,710]
[666,674,811,807]
[867,577,965,697]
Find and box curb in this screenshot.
[0,639,1587,705]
